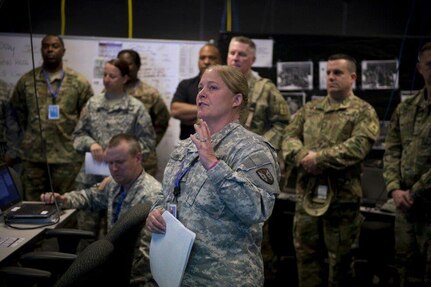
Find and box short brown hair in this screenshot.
[230,36,256,53]
[108,134,141,156]
[328,53,357,73]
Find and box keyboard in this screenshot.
[0,236,24,248]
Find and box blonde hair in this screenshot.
[207,65,249,114]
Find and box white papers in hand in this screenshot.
[150,211,196,287]
[84,152,110,176]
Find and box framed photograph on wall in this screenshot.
[277,61,313,90]
[361,59,399,90]
[400,90,419,102]
[319,61,357,90]
[311,94,325,101]
[282,92,306,116]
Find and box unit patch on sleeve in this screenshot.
[256,168,274,185]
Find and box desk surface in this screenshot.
[0,208,76,265]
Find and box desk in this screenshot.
[0,208,76,265]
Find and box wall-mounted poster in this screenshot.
[319,61,357,90]
[277,61,313,90]
[311,94,325,101]
[400,90,419,102]
[361,60,399,90]
[282,92,306,116]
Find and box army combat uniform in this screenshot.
[0,80,22,167]
[10,66,93,200]
[72,93,156,247]
[383,88,431,286]
[282,93,379,286]
[63,170,162,287]
[125,80,170,176]
[73,93,156,188]
[241,72,290,280]
[153,121,280,286]
[242,72,290,150]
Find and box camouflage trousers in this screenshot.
[394,209,431,287]
[22,161,82,201]
[293,200,363,287]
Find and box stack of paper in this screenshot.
[150,211,196,287]
[85,152,110,176]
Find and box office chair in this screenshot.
[104,202,152,286]
[0,266,51,287]
[0,239,115,287]
[8,202,151,287]
[53,239,114,287]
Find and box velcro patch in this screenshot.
[256,168,274,185]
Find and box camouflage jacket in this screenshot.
[0,80,22,160]
[154,121,280,286]
[241,72,290,150]
[383,88,431,198]
[125,80,170,144]
[64,171,162,284]
[282,93,379,203]
[10,66,93,163]
[73,93,156,187]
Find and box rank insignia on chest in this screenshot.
[256,168,274,185]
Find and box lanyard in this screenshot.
[43,69,65,104]
[173,157,198,201]
[112,187,127,223]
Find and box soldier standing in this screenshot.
[72,58,155,251]
[383,42,431,286]
[146,65,280,286]
[117,49,170,176]
[282,54,379,286]
[227,36,290,150]
[171,43,222,140]
[10,34,93,200]
[227,35,290,280]
[0,79,21,170]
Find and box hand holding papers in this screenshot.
[150,211,196,287]
[84,152,110,176]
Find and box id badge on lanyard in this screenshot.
[48,105,60,120]
[43,69,64,120]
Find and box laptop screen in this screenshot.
[0,166,21,212]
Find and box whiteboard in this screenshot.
[0,33,205,180]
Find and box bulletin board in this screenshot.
[0,33,206,180]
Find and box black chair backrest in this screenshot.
[53,239,114,287]
[104,202,151,287]
[0,266,51,287]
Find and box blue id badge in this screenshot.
[48,105,60,120]
[167,203,177,218]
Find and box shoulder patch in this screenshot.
[256,168,274,185]
[368,121,379,136]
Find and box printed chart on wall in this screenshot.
[0,33,205,180]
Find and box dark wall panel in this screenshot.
[0,0,430,40]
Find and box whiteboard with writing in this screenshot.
[0,33,205,180]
